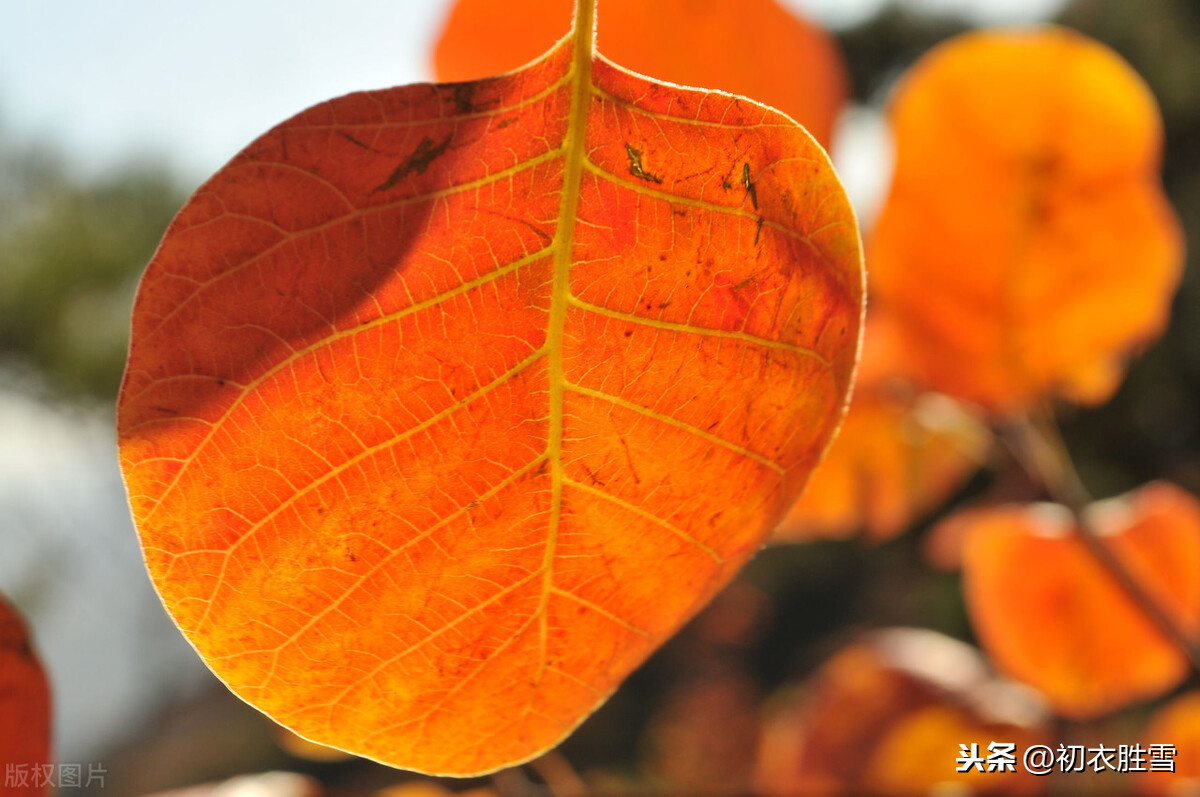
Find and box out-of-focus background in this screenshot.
[2,0,1198,794]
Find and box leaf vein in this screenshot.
[564,382,785,474]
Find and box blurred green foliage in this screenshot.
[0,134,182,399]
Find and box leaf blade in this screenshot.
[118,4,861,775]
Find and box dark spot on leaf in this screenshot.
[624,329,633,338]
[619,436,641,484]
[151,406,178,415]
[338,130,387,154]
[374,134,453,193]
[754,216,764,245]
[743,163,758,210]
[582,464,606,487]
[452,83,474,114]
[496,116,519,130]
[625,143,663,184]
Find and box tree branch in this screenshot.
[1003,409,1200,672]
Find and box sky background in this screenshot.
[0,0,1064,184]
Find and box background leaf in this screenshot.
[0,594,52,795]
[1135,690,1200,795]
[869,28,1183,414]
[774,313,989,542]
[433,0,849,148]
[960,483,1200,718]
[755,628,1049,796]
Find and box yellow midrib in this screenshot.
[539,0,595,667]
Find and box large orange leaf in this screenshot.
[433,0,848,149]
[774,313,989,542]
[0,595,52,794]
[870,28,1183,414]
[960,483,1200,719]
[117,0,862,775]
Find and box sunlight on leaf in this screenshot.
[117,0,862,775]
[774,313,989,542]
[433,0,848,148]
[755,628,1048,796]
[870,28,1182,414]
[960,483,1200,719]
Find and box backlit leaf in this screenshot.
[1135,690,1200,795]
[433,0,849,148]
[960,483,1200,718]
[117,0,862,775]
[0,595,52,794]
[774,314,989,542]
[870,28,1183,414]
[755,628,1049,796]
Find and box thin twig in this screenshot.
[1005,409,1200,672]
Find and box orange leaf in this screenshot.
[117,0,862,775]
[0,595,52,793]
[869,28,1182,414]
[774,314,989,542]
[433,0,849,148]
[1136,690,1200,795]
[755,628,1049,797]
[960,483,1200,719]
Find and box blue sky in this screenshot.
[0,0,1063,185]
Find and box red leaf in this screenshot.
[0,594,52,795]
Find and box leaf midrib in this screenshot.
[538,0,595,674]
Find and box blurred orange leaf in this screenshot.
[961,483,1200,719]
[433,0,849,148]
[0,594,51,795]
[775,314,989,542]
[1136,690,1200,795]
[870,28,1182,414]
[755,628,1048,796]
[117,0,862,776]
